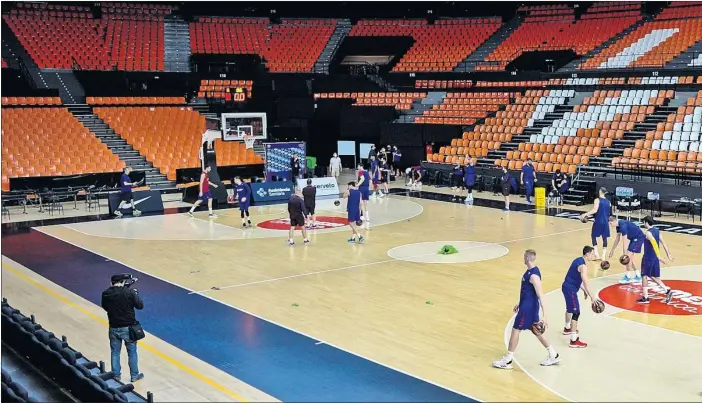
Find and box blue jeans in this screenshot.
[109,327,139,380]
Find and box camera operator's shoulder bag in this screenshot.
[129,322,146,341]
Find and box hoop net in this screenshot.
[243,135,255,149]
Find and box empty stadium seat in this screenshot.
[190,18,335,73]
[416,92,516,125]
[314,92,426,111]
[94,107,262,180]
[349,18,501,72]
[1,107,124,191]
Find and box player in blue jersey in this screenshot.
[370,156,383,198]
[233,176,252,227]
[451,161,465,200]
[520,158,537,204]
[580,187,611,260]
[561,246,600,348]
[608,216,645,284]
[357,163,371,229]
[344,182,364,244]
[639,216,674,304]
[464,158,476,204]
[493,249,560,370]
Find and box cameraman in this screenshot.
[101,275,145,383]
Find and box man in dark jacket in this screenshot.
[101,275,145,382]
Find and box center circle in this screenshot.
[257,216,349,230]
[387,241,509,264]
[599,280,702,316]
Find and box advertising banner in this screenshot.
[251,181,294,203]
[296,177,340,198]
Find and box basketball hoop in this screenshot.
[243,135,255,149]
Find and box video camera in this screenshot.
[111,273,138,288]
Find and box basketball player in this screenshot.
[302,178,317,228]
[492,249,560,369]
[187,166,218,218]
[392,146,402,178]
[639,216,674,304]
[287,189,309,246]
[408,167,422,190]
[379,158,390,196]
[500,166,512,212]
[233,177,252,227]
[451,161,464,199]
[580,187,611,260]
[520,158,537,204]
[114,167,141,217]
[344,181,364,244]
[608,216,644,284]
[329,152,342,180]
[562,246,599,348]
[464,158,476,204]
[370,156,382,198]
[357,162,371,229]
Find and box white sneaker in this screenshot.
[379,192,385,198]
[492,356,513,370]
[187,211,194,217]
[209,213,218,219]
[540,354,561,366]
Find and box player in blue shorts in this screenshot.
[561,246,600,348]
[357,163,371,229]
[344,181,364,244]
[233,176,252,227]
[639,216,674,304]
[580,187,611,260]
[464,159,476,204]
[370,156,382,198]
[493,249,560,370]
[608,216,644,284]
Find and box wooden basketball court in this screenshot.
[3,183,701,402]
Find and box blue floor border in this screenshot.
[1,229,476,402]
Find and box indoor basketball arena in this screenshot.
[2,1,702,402]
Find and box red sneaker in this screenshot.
[563,327,575,335]
[569,338,588,348]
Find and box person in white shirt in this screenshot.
[329,152,342,179]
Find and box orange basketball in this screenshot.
[619,255,630,265]
[600,261,610,270]
[592,300,605,314]
[531,321,546,336]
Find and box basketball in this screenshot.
[356,220,363,226]
[227,195,235,204]
[592,300,605,314]
[531,321,546,336]
[619,255,630,265]
[334,200,340,206]
[600,261,610,270]
[580,215,589,223]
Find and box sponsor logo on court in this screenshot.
[599,280,702,315]
[257,216,348,230]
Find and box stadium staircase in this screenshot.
[395,91,445,123]
[41,71,85,104]
[559,15,653,72]
[66,105,176,191]
[0,21,50,89]
[314,19,351,74]
[163,16,191,73]
[454,17,521,73]
[665,39,702,69]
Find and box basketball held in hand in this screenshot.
[531,321,546,336]
[600,261,610,270]
[580,215,589,223]
[619,255,630,265]
[592,300,605,314]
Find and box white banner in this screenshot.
[296,177,340,197]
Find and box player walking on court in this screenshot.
[344,181,364,244]
[379,158,390,196]
[639,216,674,304]
[114,167,141,217]
[370,156,383,198]
[464,159,476,204]
[357,163,371,229]
[580,187,611,260]
[562,246,600,348]
[520,158,537,204]
[302,178,317,228]
[493,249,560,369]
[187,166,218,218]
[233,177,252,227]
[608,216,644,284]
[287,189,309,246]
